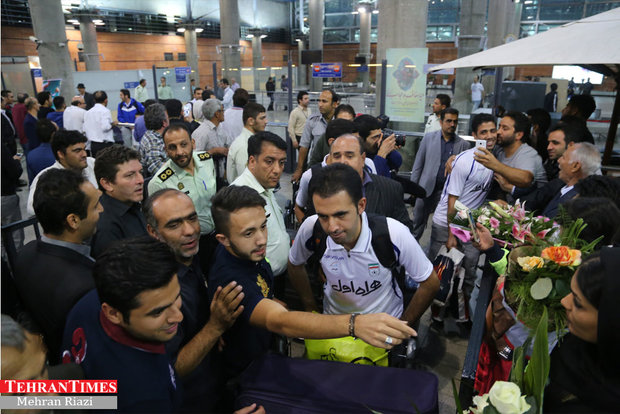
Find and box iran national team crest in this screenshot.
[368,263,380,277]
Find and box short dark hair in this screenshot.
[549,121,592,147]
[352,114,381,140]
[471,113,496,136]
[202,89,215,101]
[120,89,130,98]
[94,144,141,190]
[309,163,362,207]
[211,186,266,237]
[164,99,183,118]
[52,96,65,109]
[194,87,203,94]
[139,79,146,85]
[36,91,51,105]
[221,78,229,86]
[322,89,340,104]
[436,94,451,107]
[144,103,167,130]
[325,119,357,140]
[232,88,249,108]
[562,197,620,248]
[297,90,309,104]
[94,236,178,322]
[334,104,356,119]
[556,115,594,144]
[566,95,596,120]
[550,83,558,91]
[502,111,531,142]
[440,107,459,120]
[143,189,183,230]
[0,90,11,98]
[143,99,157,109]
[35,119,56,144]
[51,129,87,161]
[162,123,191,143]
[77,83,86,89]
[247,131,287,158]
[33,169,89,235]
[94,91,107,104]
[574,175,620,211]
[242,102,266,125]
[526,108,551,134]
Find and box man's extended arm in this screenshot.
[287,261,320,312]
[249,298,416,349]
[473,147,533,187]
[401,270,440,324]
[174,282,244,377]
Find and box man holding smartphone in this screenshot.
[427,113,497,318]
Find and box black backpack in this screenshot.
[304,213,415,303]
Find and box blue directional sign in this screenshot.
[175,66,192,83]
[312,62,343,78]
[124,81,140,89]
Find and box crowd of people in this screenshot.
[1,76,619,413]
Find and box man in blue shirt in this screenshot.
[46,96,65,128]
[62,238,185,413]
[117,89,144,124]
[26,118,56,182]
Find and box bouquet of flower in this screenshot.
[450,200,559,248]
[504,217,601,334]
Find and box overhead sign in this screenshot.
[124,81,140,89]
[385,48,428,123]
[174,66,192,83]
[312,62,342,78]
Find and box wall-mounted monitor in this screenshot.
[301,50,322,65]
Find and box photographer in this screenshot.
[353,114,403,177]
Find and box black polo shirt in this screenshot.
[91,193,148,257]
[208,244,274,380]
[167,257,222,412]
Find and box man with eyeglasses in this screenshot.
[410,108,469,240]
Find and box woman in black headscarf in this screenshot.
[544,247,620,412]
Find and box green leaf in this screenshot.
[482,405,501,414]
[554,279,571,298]
[524,396,538,414]
[523,307,550,413]
[510,344,525,389]
[451,378,463,414]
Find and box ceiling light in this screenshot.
[358,6,366,13]
[372,10,379,14]
[177,27,186,32]
[260,34,267,38]
[195,27,204,33]
[67,19,79,24]
[246,34,254,38]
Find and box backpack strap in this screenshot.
[367,214,411,300]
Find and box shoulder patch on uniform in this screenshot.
[158,168,175,182]
[197,152,211,161]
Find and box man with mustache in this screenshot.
[149,124,218,273]
[92,145,148,257]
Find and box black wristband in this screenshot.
[349,313,359,337]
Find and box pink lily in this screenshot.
[449,225,472,243]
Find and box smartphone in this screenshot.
[16,152,23,158]
[183,103,192,118]
[467,210,480,243]
[475,139,486,150]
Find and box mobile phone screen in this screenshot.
[467,210,479,243]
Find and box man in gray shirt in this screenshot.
[473,111,546,201]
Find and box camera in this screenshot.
[383,128,406,147]
[377,114,406,147]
